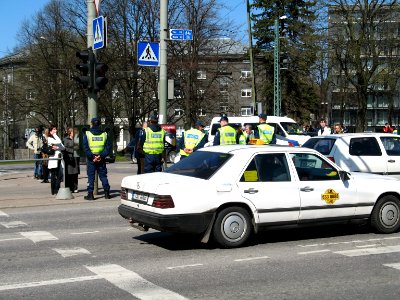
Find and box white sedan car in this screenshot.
[119,145,400,248]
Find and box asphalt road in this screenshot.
[1,200,400,299]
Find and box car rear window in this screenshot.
[164,151,232,179]
[349,137,381,156]
[302,138,336,155]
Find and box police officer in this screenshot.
[82,118,111,200]
[213,116,238,146]
[254,113,276,144]
[179,120,207,158]
[138,115,166,173]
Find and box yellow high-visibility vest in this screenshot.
[219,126,237,145]
[257,123,274,144]
[86,131,107,154]
[180,128,205,156]
[143,128,165,154]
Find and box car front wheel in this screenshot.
[371,195,400,233]
[212,207,252,248]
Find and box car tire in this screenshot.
[212,206,252,248]
[371,195,400,233]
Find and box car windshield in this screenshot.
[303,138,336,155]
[280,122,305,135]
[164,151,232,179]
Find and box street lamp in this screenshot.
[273,15,287,117]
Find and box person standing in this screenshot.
[383,123,394,133]
[135,121,147,174]
[317,119,331,136]
[63,127,80,193]
[243,124,254,144]
[47,125,65,195]
[137,115,166,173]
[333,123,344,134]
[26,126,44,180]
[82,118,111,200]
[254,114,276,144]
[178,120,207,158]
[41,128,50,183]
[213,116,238,146]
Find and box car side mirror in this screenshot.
[339,170,350,181]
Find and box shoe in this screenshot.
[84,192,94,200]
[41,180,49,183]
[104,190,111,199]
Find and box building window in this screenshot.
[198,108,206,116]
[240,70,251,78]
[174,109,184,117]
[26,91,35,100]
[241,106,253,116]
[197,70,206,80]
[241,88,252,97]
[220,105,229,112]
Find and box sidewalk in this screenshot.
[0,163,130,209]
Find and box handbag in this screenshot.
[42,143,55,156]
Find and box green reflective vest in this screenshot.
[219,125,237,145]
[258,123,274,144]
[86,131,107,154]
[180,128,205,156]
[143,127,165,154]
[239,134,246,145]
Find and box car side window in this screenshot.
[290,153,339,181]
[240,153,291,182]
[380,137,400,156]
[267,123,284,136]
[349,137,381,156]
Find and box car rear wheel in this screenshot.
[371,195,400,233]
[212,207,252,248]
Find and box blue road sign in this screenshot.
[93,16,105,50]
[169,29,193,41]
[137,41,160,67]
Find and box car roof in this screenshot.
[308,133,400,139]
[199,145,315,154]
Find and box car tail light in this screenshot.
[120,188,128,200]
[152,195,175,208]
[327,156,335,163]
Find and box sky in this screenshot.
[0,0,248,57]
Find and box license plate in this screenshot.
[128,191,148,202]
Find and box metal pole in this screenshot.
[159,0,168,124]
[273,18,281,116]
[247,0,257,115]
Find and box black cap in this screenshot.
[195,120,205,127]
[149,115,158,122]
[219,116,229,122]
[258,113,267,120]
[91,117,101,126]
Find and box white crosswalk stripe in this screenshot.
[53,247,91,257]
[20,231,58,243]
[335,245,400,257]
[383,263,400,270]
[0,221,27,228]
[86,264,189,300]
[0,210,9,217]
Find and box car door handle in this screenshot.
[300,186,314,192]
[388,159,396,163]
[244,188,259,194]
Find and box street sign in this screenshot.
[93,16,105,50]
[169,29,193,41]
[137,42,160,67]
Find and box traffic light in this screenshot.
[75,49,94,90]
[93,60,108,92]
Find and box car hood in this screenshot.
[349,171,399,181]
[121,172,204,193]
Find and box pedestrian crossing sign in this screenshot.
[93,16,105,50]
[137,42,160,66]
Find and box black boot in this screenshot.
[84,192,94,200]
[104,190,111,199]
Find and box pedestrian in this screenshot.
[47,125,65,195]
[213,116,238,146]
[237,127,246,145]
[82,118,111,200]
[254,113,276,144]
[317,118,331,136]
[178,120,207,158]
[137,115,166,173]
[63,127,80,193]
[383,123,394,133]
[26,126,44,180]
[135,121,147,174]
[333,123,344,134]
[243,124,254,144]
[41,128,50,183]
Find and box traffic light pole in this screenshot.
[87,1,99,195]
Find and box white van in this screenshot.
[207,115,311,146]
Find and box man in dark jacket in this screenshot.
[137,115,165,173]
[82,118,111,200]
